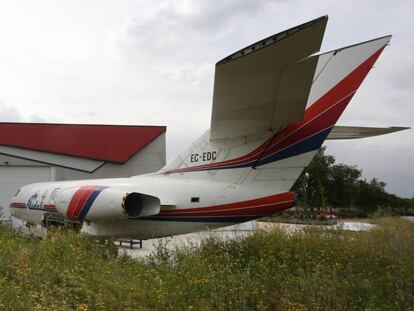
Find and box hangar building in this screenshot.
[0,123,166,219]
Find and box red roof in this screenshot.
[0,123,166,163]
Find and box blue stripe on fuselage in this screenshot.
[188,127,333,172]
[256,127,333,167]
[78,187,107,219]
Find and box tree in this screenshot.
[327,163,361,209]
[292,147,334,211]
[292,147,414,217]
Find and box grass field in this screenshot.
[0,218,413,310]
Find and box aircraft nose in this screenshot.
[9,187,26,209]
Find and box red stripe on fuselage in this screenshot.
[262,91,355,160]
[71,186,96,218]
[159,192,295,217]
[263,46,386,158]
[67,186,95,218]
[160,201,295,217]
[9,202,27,209]
[43,204,57,211]
[66,188,86,217]
[10,202,56,211]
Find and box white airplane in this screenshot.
[9,16,408,239]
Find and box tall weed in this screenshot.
[0,218,412,310]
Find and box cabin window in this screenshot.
[191,197,200,203]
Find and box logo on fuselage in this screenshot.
[27,191,47,211]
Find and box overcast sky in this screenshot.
[0,0,412,197]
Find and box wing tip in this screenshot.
[390,126,410,131]
[216,15,328,66]
[320,35,393,56]
[327,125,410,140]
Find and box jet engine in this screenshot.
[54,185,160,221]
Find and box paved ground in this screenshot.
[117,219,394,259]
[117,227,252,259]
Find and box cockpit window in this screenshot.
[14,189,21,197]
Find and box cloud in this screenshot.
[0,100,48,123]
[0,101,23,122]
[117,0,277,65]
[28,114,47,123]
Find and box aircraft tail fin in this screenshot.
[161,35,394,194]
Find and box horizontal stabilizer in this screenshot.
[327,126,410,140]
[210,16,328,140]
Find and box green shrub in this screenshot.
[0,218,412,310]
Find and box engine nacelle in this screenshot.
[54,186,160,221]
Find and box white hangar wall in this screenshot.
[0,165,52,219]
